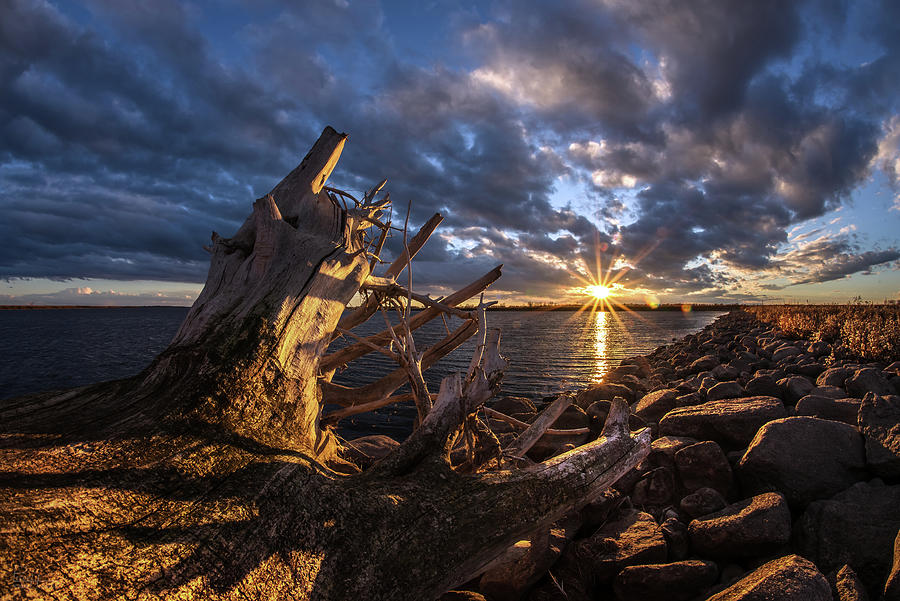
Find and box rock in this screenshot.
[675,391,705,407]
[659,397,787,449]
[576,382,635,407]
[787,361,826,378]
[817,367,855,387]
[680,487,727,518]
[688,492,791,558]
[858,393,900,479]
[613,560,718,601]
[634,388,680,423]
[778,375,814,404]
[772,345,802,363]
[651,435,699,460]
[529,405,591,461]
[492,396,538,421]
[811,385,846,398]
[885,529,900,601]
[712,364,740,381]
[690,354,720,373]
[795,481,900,594]
[847,368,894,398]
[573,509,667,581]
[632,466,676,506]
[707,381,745,402]
[737,417,866,508]
[830,565,870,601]
[480,524,574,601]
[795,395,860,425]
[343,434,399,469]
[674,441,734,496]
[745,375,782,398]
[581,489,625,530]
[661,517,689,561]
[441,592,487,601]
[705,555,831,601]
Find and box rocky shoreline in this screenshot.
[437,309,900,601]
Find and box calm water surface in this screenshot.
[0,307,722,438]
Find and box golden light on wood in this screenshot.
[587,285,612,299]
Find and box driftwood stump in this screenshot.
[0,127,650,600]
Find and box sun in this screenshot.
[587,284,612,299]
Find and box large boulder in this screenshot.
[772,345,802,363]
[659,397,786,449]
[858,393,900,479]
[795,482,900,595]
[705,555,831,601]
[688,492,791,558]
[612,560,718,601]
[846,368,894,398]
[737,417,867,508]
[634,388,680,423]
[572,509,667,581]
[674,441,734,496]
[795,395,860,425]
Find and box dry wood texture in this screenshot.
[0,127,650,600]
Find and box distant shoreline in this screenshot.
[1,303,738,312]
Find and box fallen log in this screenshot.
[0,127,650,600]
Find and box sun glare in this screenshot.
[587,285,612,299]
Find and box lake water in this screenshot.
[0,307,723,438]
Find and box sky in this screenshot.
[1,0,899,307]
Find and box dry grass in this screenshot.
[746,304,900,363]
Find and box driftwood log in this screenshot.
[0,127,651,600]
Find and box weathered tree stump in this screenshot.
[0,127,650,600]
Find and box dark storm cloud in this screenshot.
[1,0,898,300]
[767,235,900,288]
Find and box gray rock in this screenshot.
[689,492,791,558]
[707,381,745,402]
[575,382,635,407]
[705,555,831,601]
[675,440,734,496]
[737,417,866,508]
[744,375,782,398]
[480,523,575,601]
[859,393,900,479]
[690,354,720,373]
[808,341,831,357]
[795,395,861,425]
[680,487,727,518]
[712,364,740,381]
[778,375,814,404]
[634,388,680,423]
[795,481,900,594]
[846,368,894,398]
[441,592,488,601]
[773,345,802,363]
[817,366,856,387]
[573,509,667,581]
[613,560,718,601]
[659,397,787,449]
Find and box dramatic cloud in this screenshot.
[1,0,898,303]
